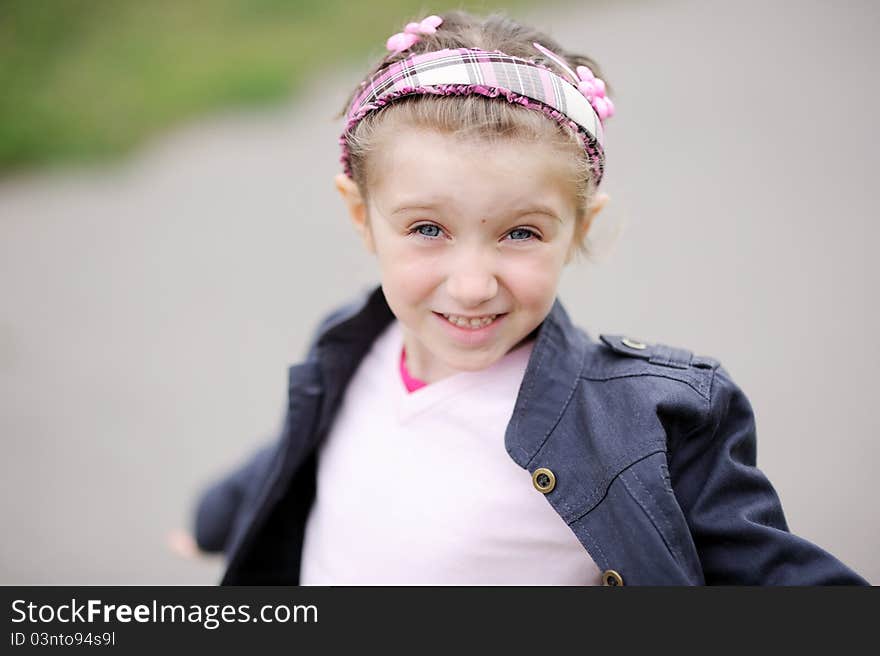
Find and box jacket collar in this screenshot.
[310,283,589,469]
[503,292,590,468]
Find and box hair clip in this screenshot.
[386,15,443,54]
[575,64,615,120]
[533,42,615,121]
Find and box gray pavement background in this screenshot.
[1,0,877,584]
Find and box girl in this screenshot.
[188,10,868,585]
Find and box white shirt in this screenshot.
[299,319,601,585]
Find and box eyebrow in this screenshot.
[390,203,562,223]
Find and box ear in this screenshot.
[566,192,609,264]
[334,173,375,254]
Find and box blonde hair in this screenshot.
[336,10,612,261]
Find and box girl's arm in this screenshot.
[666,366,870,585]
[192,440,279,553]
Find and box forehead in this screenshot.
[370,127,579,216]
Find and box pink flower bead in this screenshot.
[386,32,420,53]
[577,80,596,99]
[385,15,443,54]
[592,97,609,120]
[576,65,595,82]
[604,97,616,118]
[404,15,442,35]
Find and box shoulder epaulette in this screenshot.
[599,334,712,370]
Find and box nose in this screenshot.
[445,249,499,309]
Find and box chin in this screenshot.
[446,349,501,370]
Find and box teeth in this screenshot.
[442,313,498,329]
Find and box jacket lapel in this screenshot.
[312,284,395,439]
[503,297,589,468]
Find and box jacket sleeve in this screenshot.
[666,365,870,585]
[192,441,279,553]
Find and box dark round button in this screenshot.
[602,569,624,586]
[532,467,556,493]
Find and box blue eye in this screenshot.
[508,228,538,241]
[412,224,443,239]
[416,223,440,237]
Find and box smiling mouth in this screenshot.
[433,311,507,329]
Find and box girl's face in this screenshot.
[336,126,605,383]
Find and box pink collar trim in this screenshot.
[399,345,428,393]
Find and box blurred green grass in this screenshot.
[0,0,531,175]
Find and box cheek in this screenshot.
[501,252,565,308]
[377,247,441,305]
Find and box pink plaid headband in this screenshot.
[339,46,610,186]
